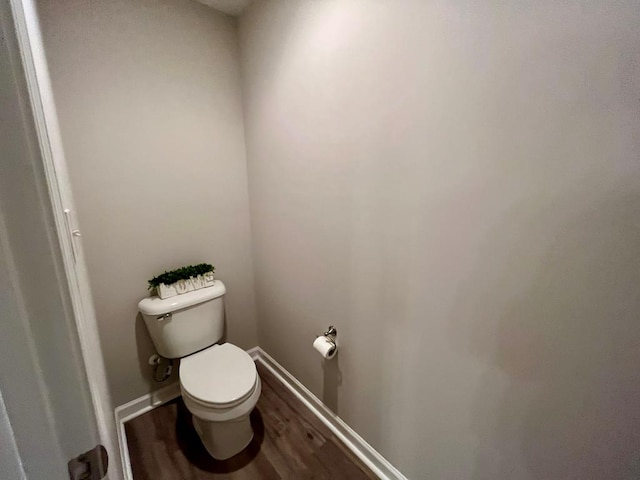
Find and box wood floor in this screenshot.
[124,363,378,479]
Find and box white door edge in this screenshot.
[8,1,123,478]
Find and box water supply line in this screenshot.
[149,354,174,382]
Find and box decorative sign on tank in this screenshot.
[148,263,215,299]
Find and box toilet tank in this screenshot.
[138,281,226,359]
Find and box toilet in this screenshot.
[138,280,261,460]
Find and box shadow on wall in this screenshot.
[135,313,161,391]
[135,312,180,390]
[450,192,640,480]
[322,353,342,413]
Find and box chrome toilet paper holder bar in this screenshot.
[322,325,337,351]
[324,326,337,338]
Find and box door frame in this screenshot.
[8,0,122,477]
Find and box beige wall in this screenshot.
[37,0,257,407]
[239,1,640,478]
[33,0,640,477]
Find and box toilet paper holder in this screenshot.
[313,326,338,359]
[324,326,337,338]
[322,325,337,348]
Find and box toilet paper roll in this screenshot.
[313,336,337,359]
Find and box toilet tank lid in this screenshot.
[138,280,226,315]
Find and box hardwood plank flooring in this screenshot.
[124,363,378,479]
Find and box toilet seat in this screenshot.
[179,343,257,408]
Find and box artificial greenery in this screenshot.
[148,263,214,291]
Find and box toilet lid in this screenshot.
[180,343,257,406]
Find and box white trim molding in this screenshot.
[245,346,260,360]
[115,346,406,480]
[254,348,407,480]
[114,382,181,480]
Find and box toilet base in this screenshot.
[181,372,261,461]
[192,413,254,460]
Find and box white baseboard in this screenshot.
[254,348,407,480]
[246,346,260,360]
[114,346,406,480]
[114,381,181,480]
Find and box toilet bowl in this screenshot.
[138,280,261,460]
[179,343,261,459]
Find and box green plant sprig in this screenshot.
[148,263,214,291]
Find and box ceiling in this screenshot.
[194,0,254,16]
